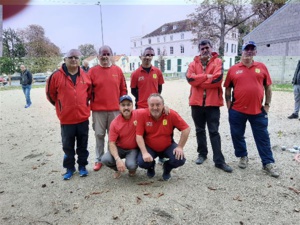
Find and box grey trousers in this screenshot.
[293,84,300,115]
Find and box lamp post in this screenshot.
[97,1,104,46]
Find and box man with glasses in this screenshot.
[88,45,127,172]
[46,49,91,180]
[186,39,232,173]
[224,41,279,178]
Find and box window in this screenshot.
[231,44,234,53]
[181,33,184,39]
[173,25,177,30]
[162,26,167,32]
[164,36,166,42]
[134,42,136,47]
[170,46,174,55]
[170,35,173,41]
[180,45,184,53]
[148,38,151,44]
[157,48,161,55]
[154,60,159,67]
[157,37,160,43]
[140,41,142,45]
[167,59,171,70]
[226,43,228,53]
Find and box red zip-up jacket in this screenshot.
[46,65,91,124]
[186,52,223,107]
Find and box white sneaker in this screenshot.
[263,163,279,178]
[238,156,248,169]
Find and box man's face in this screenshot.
[148,96,164,120]
[20,65,25,71]
[242,45,257,60]
[199,44,212,59]
[119,100,133,119]
[98,47,111,67]
[65,51,81,69]
[141,49,154,67]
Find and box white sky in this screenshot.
[3,0,198,55]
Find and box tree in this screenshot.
[78,44,97,57]
[252,0,287,21]
[188,0,255,56]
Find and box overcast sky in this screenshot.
[3,0,198,55]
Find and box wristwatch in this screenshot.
[264,103,270,106]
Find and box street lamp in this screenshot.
[97,1,104,46]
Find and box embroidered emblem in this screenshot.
[163,119,167,126]
[146,122,153,126]
[255,68,260,73]
[138,76,144,81]
[133,120,137,126]
[236,70,243,74]
[153,74,157,79]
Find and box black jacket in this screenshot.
[292,60,300,85]
[20,69,33,85]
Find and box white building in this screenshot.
[129,19,238,73]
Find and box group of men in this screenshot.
[45,39,281,181]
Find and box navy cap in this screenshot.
[242,41,257,51]
[119,95,132,103]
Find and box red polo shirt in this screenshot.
[130,66,164,108]
[136,108,189,152]
[109,110,139,150]
[224,61,272,115]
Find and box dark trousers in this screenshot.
[61,120,89,169]
[229,108,275,166]
[137,142,186,172]
[191,106,225,164]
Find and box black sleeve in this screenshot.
[158,85,162,94]
[131,87,138,98]
[27,71,33,85]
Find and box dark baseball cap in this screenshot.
[119,95,132,103]
[242,41,257,51]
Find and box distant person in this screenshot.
[81,60,90,72]
[20,65,33,108]
[101,95,139,179]
[287,60,300,120]
[186,39,232,173]
[224,41,279,178]
[130,46,164,109]
[136,93,190,181]
[46,49,91,180]
[88,45,127,172]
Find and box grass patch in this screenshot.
[0,84,46,91]
[272,83,293,92]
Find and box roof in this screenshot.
[143,19,192,38]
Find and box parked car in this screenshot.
[33,73,48,82]
[0,77,8,86]
[8,73,21,81]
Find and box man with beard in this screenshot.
[186,39,232,173]
[224,41,279,178]
[88,45,127,171]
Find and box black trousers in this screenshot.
[61,120,89,169]
[191,106,225,165]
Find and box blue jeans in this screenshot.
[22,84,32,106]
[293,84,300,114]
[229,108,275,166]
[137,142,186,172]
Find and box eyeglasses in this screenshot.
[101,53,111,56]
[200,46,210,51]
[145,54,154,57]
[68,56,79,60]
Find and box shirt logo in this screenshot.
[255,68,260,73]
[112,74,118,77]
[236,70,243,74]
[138,76,144,81]
[146,122,153,126]
[133,120,137,126]
[163,119,167,126]
[153,74,157,79]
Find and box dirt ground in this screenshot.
[0,79,299,225]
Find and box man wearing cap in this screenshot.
[46,49,91,180]
[224,41,279,178]
[101,95,139,178]
[287,60,300,120]
[186,39,233,173]
[136,93,190,181]
[88,45,127,171]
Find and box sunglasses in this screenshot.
[145,54,154,57]
[101,53,111,56]
[68,56,79,60]
[200,46,210,51]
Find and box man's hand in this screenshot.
[263,105,270,113]
[116,158,126,172]
[207,74,213,79]
[226,101,231,109]
[173,146,185,160]
[142,152,153,162]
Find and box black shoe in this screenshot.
[162,164,171,181]
[195,156,207,165]
[215,163,233,173]
[147,167,155,178]
[288,113,298,119]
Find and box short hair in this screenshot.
[147,93,164,104]
[142,47,155,56]
[99,45,113,55]
[198,39,212,49]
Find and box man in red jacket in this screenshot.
[88,45,127,171]
[186,39,232,173]
[46,49,91,180]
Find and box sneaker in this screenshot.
[238,156,248,169]
[128,170,136,177]
[63,168,76,180]
[93,162,102,171]
[195,155,207,165]
[263,163,279,178]
[215,163,233,173]
[288,113,298,119]
[162,164,171,181]
[147,167,155,178]
[79,166,88,177]
[24,104,31,108]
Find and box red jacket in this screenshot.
[46,65,91,124]
[186,52,223,107]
